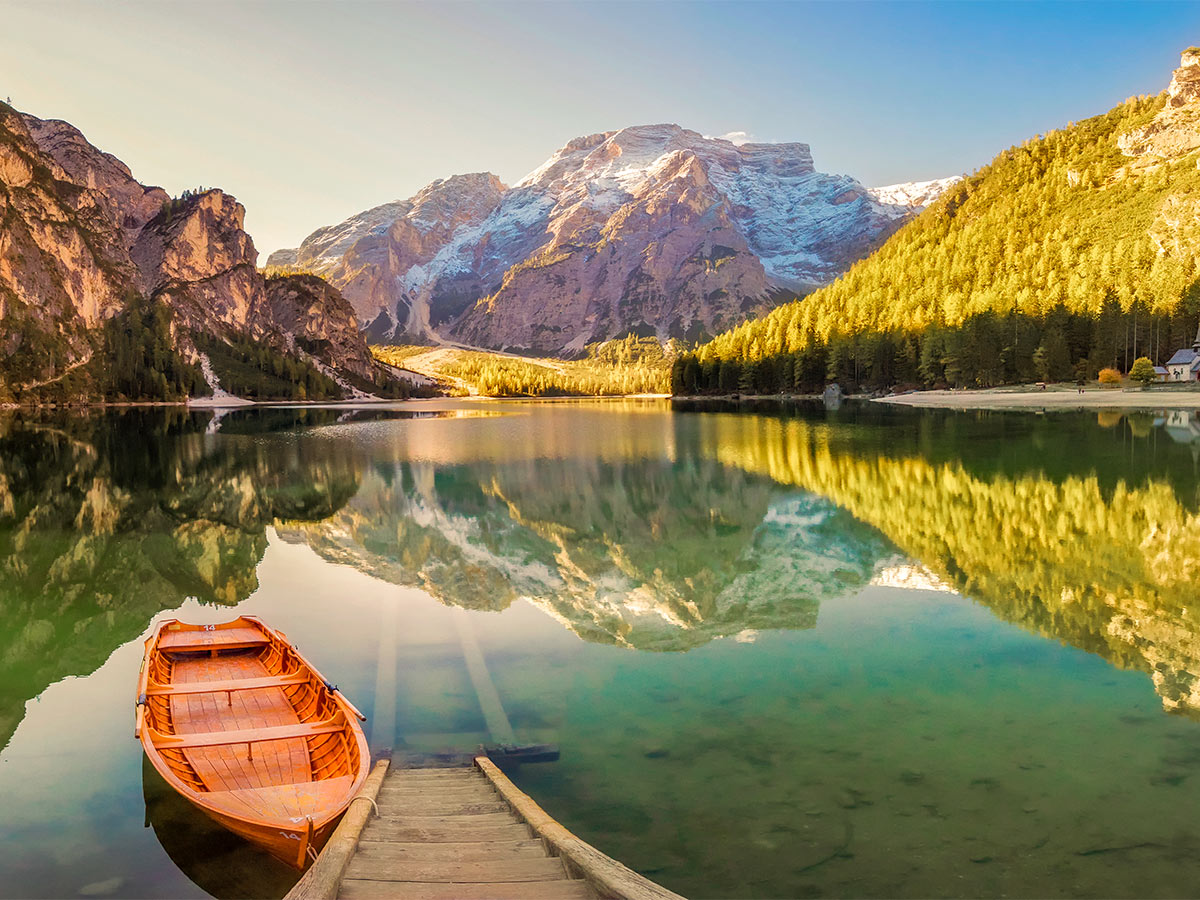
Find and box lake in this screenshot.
[3,399,1200,899]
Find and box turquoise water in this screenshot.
[2,401,1200,898]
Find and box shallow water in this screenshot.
[2,400,1200,898]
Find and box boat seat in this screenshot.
[158,627,270,652]
[148,720,344,750]
[145,672,311,696]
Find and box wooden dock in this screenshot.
[286,757,685,900]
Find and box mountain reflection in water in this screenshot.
[4,401,1200,764]
[277,458,890,650]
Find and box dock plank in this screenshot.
[291,765,633,900]
[379,782,497,797]
[338,880,595,900]
[368,812,518,827]
[372,798,509,816]
[359,821,533,843]
[342,853,567,883]
[346,839,546,861]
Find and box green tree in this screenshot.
[1129,356,1157,387]
[1034,327,1072,382]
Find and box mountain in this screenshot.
[0,103,409,402]
[678,48,1200,393]
[271,125,954,353]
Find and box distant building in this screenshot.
[1166,349,1200,381]
[1166,322,1200,381]
[1154,365,1169,382]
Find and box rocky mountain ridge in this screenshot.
[1119,47,1200,161]
[0,103,402,400]
[271,124,955,353]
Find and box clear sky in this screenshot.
[3,0,1198,257]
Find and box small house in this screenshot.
[1154,365,1169,382]
[1166,321,1200,382]
[1165,348,1200,381]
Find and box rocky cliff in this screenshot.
[272,125,955,353]
[0,105,135,387]
[265,273,377,381]
[131,189,274,338]
[0,103,403,401]
[1119,48,1200,160]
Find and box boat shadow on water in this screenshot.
[141,756,297,900]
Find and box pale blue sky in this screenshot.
[2,1,1197,257]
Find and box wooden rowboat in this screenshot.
[135,615,369,869]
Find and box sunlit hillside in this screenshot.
[677,87,1200,392]
[374,336,673,397]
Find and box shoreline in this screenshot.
[0,393,674,412]
[874,387,1200,410]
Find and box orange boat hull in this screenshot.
[135,615,370,869]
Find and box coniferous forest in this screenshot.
[374,336,672,397]
[674,93,1200,394]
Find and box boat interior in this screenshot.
[139,621,362,810]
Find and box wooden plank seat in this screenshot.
[145,672,312,696]
[158,626,271,652]
[147,720,344,750]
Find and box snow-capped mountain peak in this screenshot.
[272,124,954,353]
[867,177,962,218]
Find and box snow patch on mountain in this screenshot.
[868,177,961,217]
[281,199,411,269]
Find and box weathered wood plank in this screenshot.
[372,798,509,816]
[476,757,686,900]
[342,853,567,883]
[386,768,480,780]
[348,838,546,861]
[378,783,498,798]
[376,788,499,805]
[357,822,531,843]
[368,812,518,827]
[338,879,595,900]
[381,777,495,791]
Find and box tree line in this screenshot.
[101,292,209,400]
[374,337,673,397]
[673,286,1200,395]
[679,89,1200,394]
[194,332,342,401]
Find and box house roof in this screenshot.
[1166,348,1199,366]
[1154,366,1169,374]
